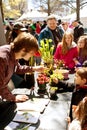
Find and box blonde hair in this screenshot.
[61,32,73,54]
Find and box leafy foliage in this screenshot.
[39,39,54,64]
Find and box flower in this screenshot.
[37,73,50,85]
[39,39,54,64]
[50,72,64,81]
[49,70,64,86]
[54,59,65,69]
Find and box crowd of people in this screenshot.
[0,14,87,129]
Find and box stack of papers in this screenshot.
[17,98,50,113]
[12,88,31,95]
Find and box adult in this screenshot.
[70,19,84,43]
[61,21,73,34]
[38,15,63,53]
[0,32,44,129]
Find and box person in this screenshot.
[61,21,73,34]
[8,22,25,43]
[70,19,84,43]
[52,67,87,121]
[67,96,87,130]
[0,32,44,129]
[38,15,63,53]
[74,35,87,67]
[35,21,41,35]
[54,32,78,70]
[41,20,47,31]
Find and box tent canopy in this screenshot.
[17,10,48,21]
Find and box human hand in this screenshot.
[15,95,29,102]
[33,66,46,72]
[52,78,58,84]
[65,116,71,124]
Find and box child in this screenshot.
[68,96,87,130]
[74,35,87,67]
[53,67,87,121]
[54,32,78,70]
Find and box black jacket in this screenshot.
[55,80,87,120]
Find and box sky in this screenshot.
[27,0,34,10]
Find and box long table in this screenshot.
[5,73,74,130]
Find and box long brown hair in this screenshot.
[77,96,87,129]
[61,32,73,54]
[11,32,39,53]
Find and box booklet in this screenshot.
[5,121,36,130]
[17,98,50,113]
[13,111,40,124]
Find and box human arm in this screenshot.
[15,61,45,74]
[0,58,29,102]
[52,78,75,92]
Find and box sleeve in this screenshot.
[15,61,33,74]
[68,120,81,130]
[0,58,15,101]
[56,80,75,92]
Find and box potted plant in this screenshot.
[39,38,54,68]
[37,73,50,94]
[49,71,64,100]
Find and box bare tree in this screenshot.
[32,0,87,20]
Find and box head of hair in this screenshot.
[62,32,73,54]
[78,36,87,58]
[76,96,87,129]
[11,32,38,53]
[76,68,87,83]
[47,15,57,22]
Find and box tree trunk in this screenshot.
[47,0,51,15]
[76,0,80,21]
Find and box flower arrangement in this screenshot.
[50,72,64,86]
[54,59,65,69]
[37,73,50,90]
[39,39,54,64]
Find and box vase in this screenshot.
[37,82,47,95]
[49,87,58,100]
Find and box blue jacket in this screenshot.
[38,26,63,46]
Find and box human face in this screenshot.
[77,39,85,49]
[74,73,85,86]
[20,50,35,61]
[47,19,57,30]
[62,22,68,31]
[65,35,72,47]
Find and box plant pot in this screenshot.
[49,87,58,100]
[25,73,35,89]
[37,82,47,95]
